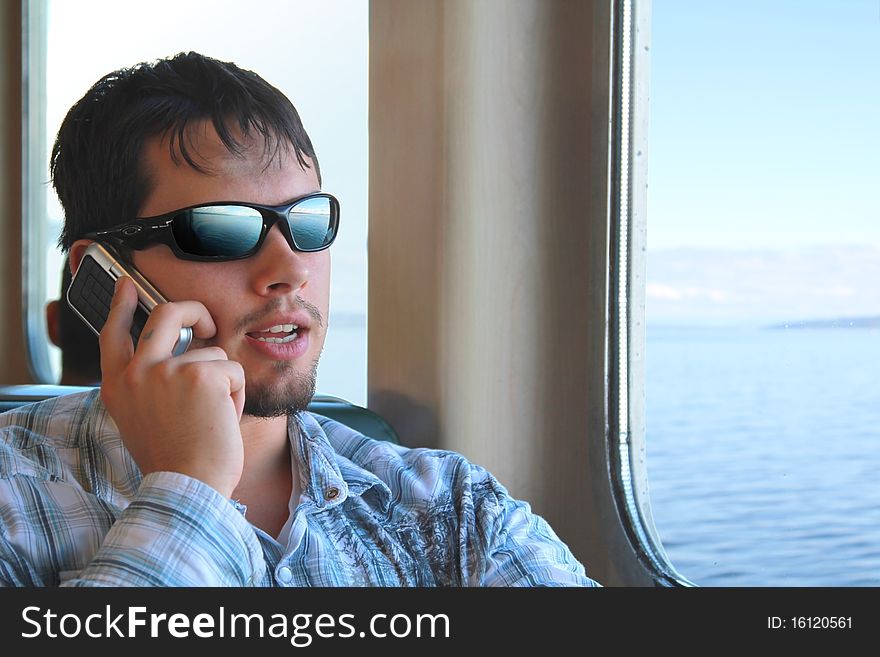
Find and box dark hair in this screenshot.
[51,52,320,252]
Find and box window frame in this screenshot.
[608,0,692,587]
[21,0,53,383]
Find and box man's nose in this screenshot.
[248,223,310,295]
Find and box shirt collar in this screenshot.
[289,412,391,513]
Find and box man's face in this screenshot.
[129,124,331,416]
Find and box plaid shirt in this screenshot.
[0,390,596,587]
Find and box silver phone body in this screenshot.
[67,242,192,356]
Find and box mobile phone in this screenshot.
[67,242,192,356]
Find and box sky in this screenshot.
[648,0,879,250]
[646,0,879,322]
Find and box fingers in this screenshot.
[100,277,245,420]
[174,358,245,392]
[168,348,245,410]
[99,277,138,379]
[133,300,216,364]
[175,358,246,422]
[174,350,246,398]
[216,359,246,396]
[172,346,230,364]
[101,276,217,368]
[96,278,247,497]
[231,384,245,421]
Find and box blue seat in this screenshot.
[0,385,399,445]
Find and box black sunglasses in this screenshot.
[86,192,340,261]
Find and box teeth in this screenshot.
[255,332,298,344]
[266,323,298,333]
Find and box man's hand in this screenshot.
[99,276,246,498]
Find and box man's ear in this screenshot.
[68,239,94,274]
[46,300,61,347]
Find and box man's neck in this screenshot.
[233,414,301,537]
[239,414,290,466]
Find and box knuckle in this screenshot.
[205,346,228,360]
[148,303,176,323]
[183,362,217,387]
[152,359,178,384]
[120,367,142,390]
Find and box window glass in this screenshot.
[29,0,368,404]
[646,0,880,585]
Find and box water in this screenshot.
[646,325,880,586]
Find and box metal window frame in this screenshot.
[608,0,693,587]
[21,0,54,383]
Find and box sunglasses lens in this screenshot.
[171,206,264,257]
[288,195,336,251]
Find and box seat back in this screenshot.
[0,385,399,444]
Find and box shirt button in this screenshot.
[277,566,293,584]
[325,487,340,500]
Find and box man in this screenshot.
[0,52,596,586]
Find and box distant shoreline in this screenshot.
[767,317,880,329]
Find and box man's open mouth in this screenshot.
[246,323,300,344]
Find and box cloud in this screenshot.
[646,283,728,303]
[645,246,880,323]
[646,283,682,300]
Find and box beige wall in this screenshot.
[369,0,630,581]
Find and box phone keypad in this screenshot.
[68,256,149,344]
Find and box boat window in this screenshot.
[643,0,880,585]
